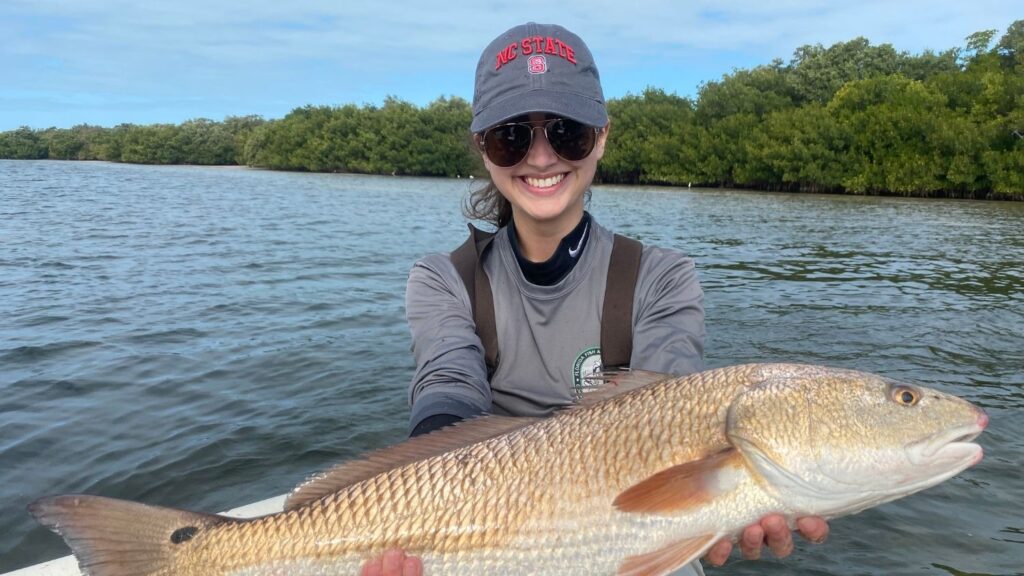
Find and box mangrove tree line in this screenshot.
[2,21,1022,199]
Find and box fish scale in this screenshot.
[30,364,986,576]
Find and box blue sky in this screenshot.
[1,1,1019,131]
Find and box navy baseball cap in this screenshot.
[471,22,608,133]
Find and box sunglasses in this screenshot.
[477,117,602,168]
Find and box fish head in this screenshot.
[725,364,986,517]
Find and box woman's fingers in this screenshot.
[360,550,423,576]
[705,515,830,566]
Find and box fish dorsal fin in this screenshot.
[285,415,539,511]
[618,534,719,576]
[614,448,742,513]
[580,369,676,406]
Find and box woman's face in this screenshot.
[482,112,608,234]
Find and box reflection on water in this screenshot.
[1,161,1022,574]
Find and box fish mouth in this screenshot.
[908,417,986,467]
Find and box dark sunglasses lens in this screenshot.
[547,119,595,161]
[484,124,532,167]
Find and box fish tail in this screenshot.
[29,494,232,576]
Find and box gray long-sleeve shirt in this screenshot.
[406,218,705,430]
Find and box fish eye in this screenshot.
[892,386,920,406]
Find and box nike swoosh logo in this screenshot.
[568,223,588,258]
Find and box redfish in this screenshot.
[30,363,986,575]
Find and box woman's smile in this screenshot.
[520,172,568,195]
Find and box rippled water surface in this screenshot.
[1,160,1022,575]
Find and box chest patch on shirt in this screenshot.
[572,347,603,398]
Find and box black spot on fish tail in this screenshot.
[170,526,198,544]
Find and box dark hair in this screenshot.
[463,180,512,229]
[463,130,513,228]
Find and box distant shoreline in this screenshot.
[5,158,1020,201]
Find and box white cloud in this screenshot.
[5,0,1018,71]
[1,0,1019,128]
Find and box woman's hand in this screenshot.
[703,515,830,566]
[360,549,423,576]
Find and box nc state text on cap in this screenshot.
[495,36,578,70]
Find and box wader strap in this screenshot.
[451,226,642,377]
[451,224,498,378]
[601,234,643,368]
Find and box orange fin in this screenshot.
[285,415,539,510]
[614,448,742,513]
[579,369,676,405]
[29,494,232,576]
[618,534,719,576]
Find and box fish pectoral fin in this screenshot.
[614,448,743,513]
[617,533,720,576]
[286,415,540,510]
[29,494,232,576]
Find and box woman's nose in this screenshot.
[525,126,558,168]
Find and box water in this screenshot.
[1,160,1021,575]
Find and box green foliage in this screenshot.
[39,126,86,159]
[173,119,237,165]
[898,49,961,82]
[787,38,903,104]
[995,20,1024,69]
[222,115,267,164]
[746,104,848,192]
[232,97,477,177]
[0,127,47,159]
[2,20,1021,199]
[696,64,795,124]
[695,113,761,186]
[963,30,997,64]
[601,88,697,184]
[5,117,268,165]
[984,148,1024,198]
[829,77,945,194]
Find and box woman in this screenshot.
[364,22,828,576]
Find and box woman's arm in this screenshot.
[405,254,492,434]
[629,246,705,374]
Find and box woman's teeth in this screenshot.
[524,174,565,188]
